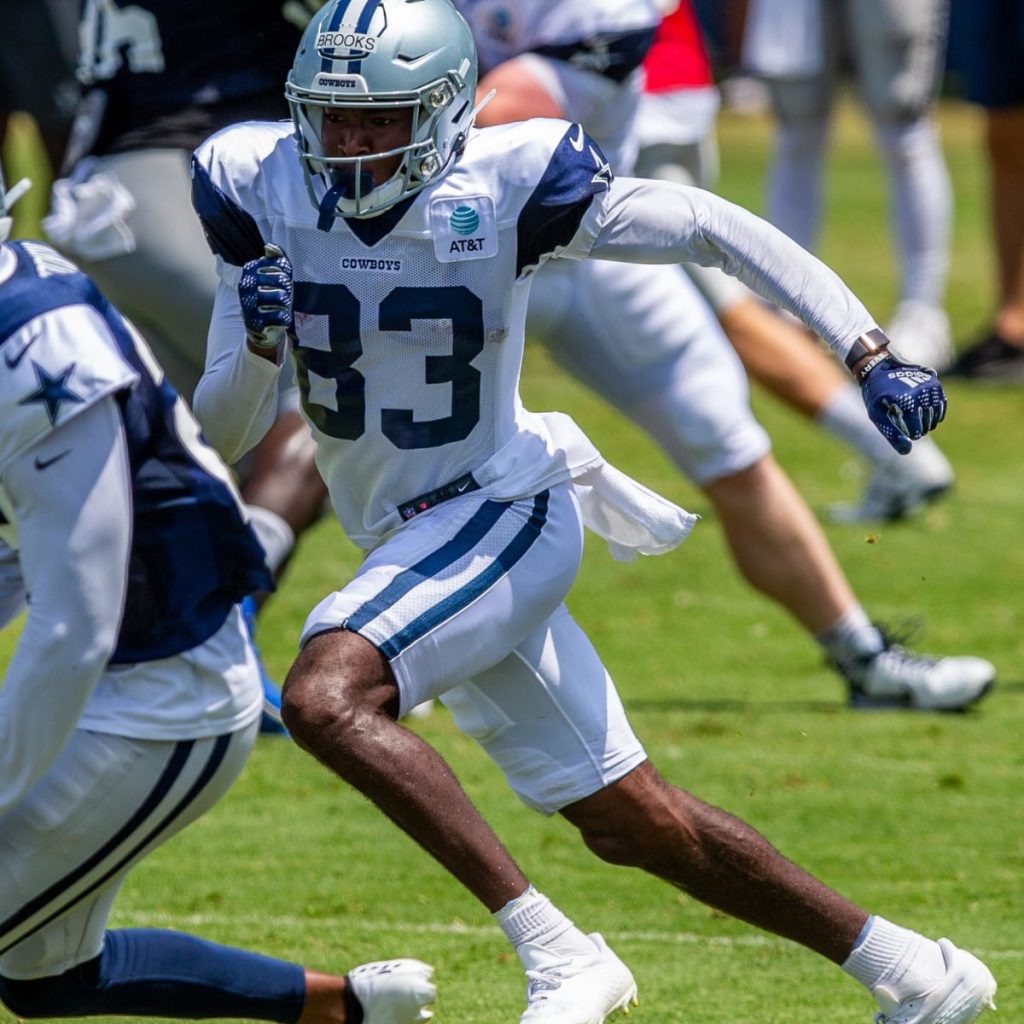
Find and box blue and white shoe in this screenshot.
[241,595,289,736]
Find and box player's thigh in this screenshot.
[300,484,584,714]
[764,3,843,124]
[529,260,769,484]
[73,149,220,398]
[0,722,257,978]
[531,258,712,375]
[625,331,771,485]
[846,0,947,120]
[441,603,647,815]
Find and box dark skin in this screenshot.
[282,627,866,964]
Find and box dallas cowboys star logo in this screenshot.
[18,360,84,425]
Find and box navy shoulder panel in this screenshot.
[0,243,105,345]
[190,156,267,267]
[516,124,614,278]
[530,27,656,84]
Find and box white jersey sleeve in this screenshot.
[581,176,879,360]
[0,399,132,815]
[193,282,284,465]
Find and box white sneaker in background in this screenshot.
[829,437,954,523]
[886,301,954,373]
[347,959,436,1024]
[873,939,997,1024]
[518,932,638,1024]
[836,634,995,711]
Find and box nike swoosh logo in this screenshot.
[4,334,37,369]
[34,449,71,470]
[569,124,585,152]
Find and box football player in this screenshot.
[0,169,435,1024]
[190,3,996,1023]
[453,0,993,711]
[43,0,339,733]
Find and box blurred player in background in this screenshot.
[744,0,955,371]
[636,0,955,523]
[0,0,79,174]
[456,0,993,710]
[0,169,435,1024]
[42,0,332,732]
[189,4,996,1023]
[947,0,1024,379]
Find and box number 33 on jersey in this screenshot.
[192,116,613,546]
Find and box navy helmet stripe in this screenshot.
[329,0,354,30]
[348,0,382,73]
[355,0,381,33]
[346,498,510,633]
[379,491,550,659]
[0,735,232,956]
[321,0,355,71]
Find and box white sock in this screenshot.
[245,504,295,576]
[816,383,898,466]
[494,888,594,957]
[816,606,885,665]
[873,117,952,307]
[843,916,947,1002]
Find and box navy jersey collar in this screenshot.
[336,193,419,247]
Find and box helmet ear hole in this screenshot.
[285,0,479,220]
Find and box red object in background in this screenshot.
[643,0,714,93]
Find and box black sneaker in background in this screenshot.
[948,331,1024,380]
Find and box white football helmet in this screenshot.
[0,164,32,243]
[285,0,479,221]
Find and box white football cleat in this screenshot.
[829,437,954,524]
[838,637,995,711]
[886,301,954,373]
[347,959,436,1024]
[873,939,997,1024]
[517,933,637,1024]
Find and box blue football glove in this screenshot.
[860,355,947,455]
[239,243,294,350]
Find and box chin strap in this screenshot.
[468,88,496,128]
[316,171,374,230]
[0,177,31,242]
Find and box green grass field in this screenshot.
[2,100,1022,1023]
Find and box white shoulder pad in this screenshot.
[464,119,577,213]
[0,304,138,473]
[193,120,305,286]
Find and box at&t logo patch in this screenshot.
[450,205,480,236]
[431,195,498,262]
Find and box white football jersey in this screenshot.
[194,118,616,549]
[0,242,139,551]
[453,0,660,75]
[454,0,661,173]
